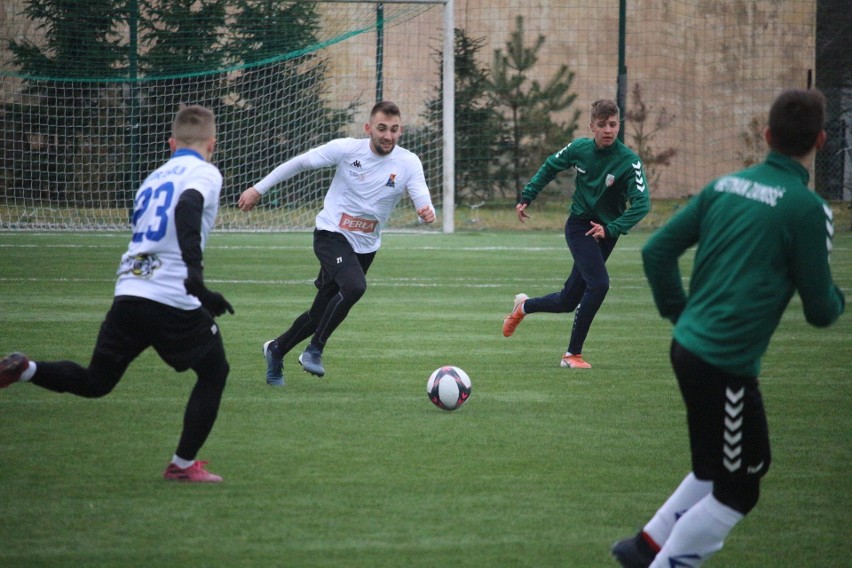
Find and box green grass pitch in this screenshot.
[0,229,849,567]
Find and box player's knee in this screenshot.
[81,383,115,398]
[713,477,761,515]
[204,358,229,391]
[589,278,610,294]
[340,276,367,302]
[81,363,123,398]
[192,340,229,389]
[583,279,610,305]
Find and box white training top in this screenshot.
[115,149,223,310]
[254,138,433,253]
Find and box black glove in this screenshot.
[184,267,234,317]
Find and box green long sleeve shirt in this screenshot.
[521,137,651,237]
[642,151,845,377]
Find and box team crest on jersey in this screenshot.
[117,253,162,279]
[385,173,396,188]
[605,174,615,187]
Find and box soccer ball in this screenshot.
[427,366,472,411]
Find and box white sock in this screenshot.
[649,494,743,568]
[21,361,36,382]
[172,455,195,469]
[643,472,713,548]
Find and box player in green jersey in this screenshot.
[502,99,650,369]
[612,89,845,567]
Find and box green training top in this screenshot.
[521,137,651,237]
[642,151,845,377]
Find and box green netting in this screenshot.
[0,1,436,79]
[1,0,849,232]
[0,1,443,230]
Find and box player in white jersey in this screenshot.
[238,101,435,382]
[0,106,233,483]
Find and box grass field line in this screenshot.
[2,240,850,254]
[0,275,659,288]
[0,242,574,252]
[0,390,566,406]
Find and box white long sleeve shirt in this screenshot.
[255,138,433,253]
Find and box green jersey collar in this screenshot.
[765,151,809,185]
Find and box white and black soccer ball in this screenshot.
[427,365,472,411]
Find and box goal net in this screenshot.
[2,1,846,232]
[0,0,445,231]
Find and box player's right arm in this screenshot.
[518,143,574,217]
[237,153,313,212]
[641,193,702,323]
[239,139,350,212]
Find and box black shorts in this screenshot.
[94,296,224,372]
[312,229,376,289]
[670,340,771,482]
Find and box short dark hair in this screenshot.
[767,89,825,157]
[172,105,216,146]
[371,100,401,118]
[590,99,620,122]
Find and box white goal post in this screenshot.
[441,0,456,234]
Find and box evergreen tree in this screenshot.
[7,0,127,204]
[138,0,228,85]
[135,0,229,182]
[424,28,505,204]
[487,15,580,201]
[222,0,356,204]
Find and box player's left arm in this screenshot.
[789,201,845,327]
[406,156,435,224]
[605,159,651,237]
[175,189,234,317]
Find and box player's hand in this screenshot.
[585,221,606,240]
[197,288,235,317]
[185,270,235,317]
[238,187,262,212]
[417,205,435,224]
[516,203,530,223]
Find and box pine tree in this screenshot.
[134,0,229,183]
[487,15,580,201]
[7,0,128,205]
[222,0,356,205]
[424,28,505,204]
